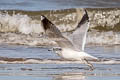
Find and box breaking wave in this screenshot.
[87,31,120,45]
[0,8,120,46]
[0,12,44,34]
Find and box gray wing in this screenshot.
[69,10,89,51]
[41,15,74,49]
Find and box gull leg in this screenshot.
[84,59,94,70]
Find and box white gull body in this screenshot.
[41,10,98,69]
[60,48,97,61]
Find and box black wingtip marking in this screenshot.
[41,15,52,31]
[41,15,62,37]
[77,9,89,28]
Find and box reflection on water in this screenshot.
[0,63,120,80]
[54,72,86,80]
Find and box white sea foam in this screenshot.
[0,11,120,45]
[87,31,120,45]
[0,13,44,34]
[89,9,120,28]
[100,60,120,64]
[0,58,120,64]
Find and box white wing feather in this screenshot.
[69,10,89,51]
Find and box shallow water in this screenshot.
[0,44,120,80]
[0,0,120,80]
[0,0,120,11]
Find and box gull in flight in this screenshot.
[41,10,98,70]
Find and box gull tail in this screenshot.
[81,52,98,61]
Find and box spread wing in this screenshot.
[69,10,89,51]
[41,15,74,49]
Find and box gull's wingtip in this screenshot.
[40,15,46,21]
[40,15,51,31]
[84,9,89,21]
[84,9,87,14]
[77,9,89,28]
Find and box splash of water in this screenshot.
[0,9,120,45]
[0,12,44,34]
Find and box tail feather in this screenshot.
[82,52,98,61]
